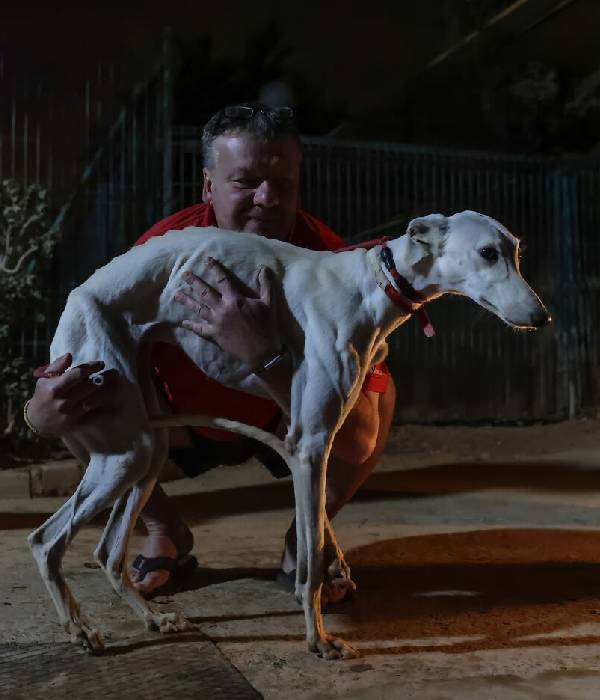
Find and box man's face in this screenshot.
[203,133,301,239]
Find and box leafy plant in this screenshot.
[0,179,60,448]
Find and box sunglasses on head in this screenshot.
[219,104,295,123]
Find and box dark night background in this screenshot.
[2,0,600,431]
[3,0,600,153]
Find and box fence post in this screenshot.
[551,165,581,418]
[162,26,174,218]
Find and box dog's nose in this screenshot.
[530,308,551,327]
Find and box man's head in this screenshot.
[201,103,302,239]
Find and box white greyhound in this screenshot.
[28,210,549,660]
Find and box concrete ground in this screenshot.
[3,418,600,699]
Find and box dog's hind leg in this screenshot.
[29,448,151,652]
[28,476,103,650]
[94,479,196,634]
[94,417,195,635]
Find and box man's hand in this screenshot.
[174,258,282,371]
[26,353,121,437]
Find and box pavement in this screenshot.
[3,419,600,699]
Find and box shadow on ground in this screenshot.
[152,529,600,657]
[339,528,600,655]
[5,459,600,531]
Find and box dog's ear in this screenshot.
[408,219,433,245]
[408,214,448,243]
[406,214,448,262]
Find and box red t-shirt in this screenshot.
[135,203,389,440]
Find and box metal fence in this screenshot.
[54,64,172,299]
[6,40,600,423]
[296,139,593,423]
[171,130,599,422]
[0,52,143,428]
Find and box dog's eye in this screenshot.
[479,247,498,263]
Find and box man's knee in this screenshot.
[339,432,378,467]
[333,378,396,469]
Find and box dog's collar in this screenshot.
[366,245,435,338]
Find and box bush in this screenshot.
[0,179,60,456]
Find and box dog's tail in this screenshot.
[148,414,289,463]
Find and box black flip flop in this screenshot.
[131,553,199,599]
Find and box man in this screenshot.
[25,103,396,599]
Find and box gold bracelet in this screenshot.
[23,399,48,437]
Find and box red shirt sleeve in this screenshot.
[134,203,214,246]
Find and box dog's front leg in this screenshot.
[288,362,359,660]
[322,516,356,606]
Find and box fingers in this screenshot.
[61,368,120,412]
[50,361,107,399]
[33,352,73,378]
[180,318,215,342]
[257,265,273,306]
[181,269,221,305]
[201,257,239,298]
[173,289,213,319]
[28,362,120,436]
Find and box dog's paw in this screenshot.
[148,611,196,634]
[310,634,360,661]
[68,621,105,654]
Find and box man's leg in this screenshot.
[130,427,256,596]
[129,482,194,595]
[280,379,396,577]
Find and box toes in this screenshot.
[151,612,195,634]
[333,638,360,659]
[133,569,170,595]
[311,636,359,661]
[70,626,105,654]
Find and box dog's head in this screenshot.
[404,210,550,330]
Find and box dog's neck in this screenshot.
[360,239,439,338]
[366,236,443,303]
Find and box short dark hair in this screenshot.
[201,102,301,170]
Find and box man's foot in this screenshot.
[275,567,355,607]
[131,552,199,599]
[130,525,195,598]
[279,528,356,606]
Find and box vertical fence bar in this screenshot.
[11,94,16,178]
[22,112,28,187]
[162,27,174,218]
